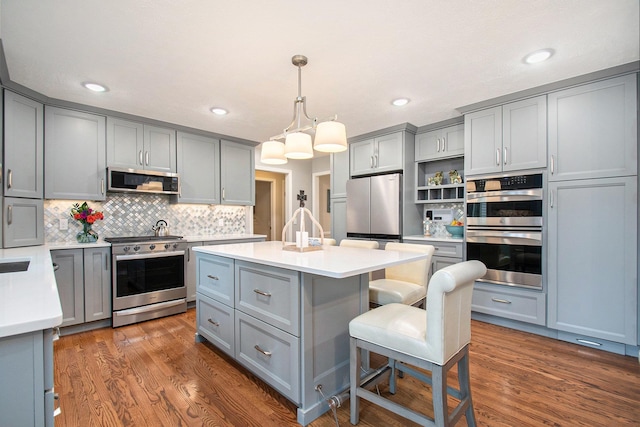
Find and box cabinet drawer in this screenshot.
[197,254,234,305]
[235,312,300,403]
[197,293,235,357]
[472,284,546,326]
[556,331,626,356]
[432,241,463,258]
[235,261,300,336]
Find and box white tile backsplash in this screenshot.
[45,193,247,243]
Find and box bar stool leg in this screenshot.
[350,338,360,425]
[432,364,449,427]
[458,348,476,427]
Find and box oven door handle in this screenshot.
[466,188,543,202]
[466,230,542,246]
[115,250,185,261]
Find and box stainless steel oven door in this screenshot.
[466,188,543,227]
[112,250,186,311]
[466,229,542,289]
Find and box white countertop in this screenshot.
[0,245,62,338]
[403,235,464,243]
[194,241,427,279]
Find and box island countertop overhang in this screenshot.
[193,241,426,279]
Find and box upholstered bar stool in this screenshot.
[368,242,434,308]
[339,239,379,249]
[349,260,487,427]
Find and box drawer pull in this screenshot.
[207,318,220,327]
[491,298,512,304]
[253,289,272,297]
[576,339,602,347]
[254,345,272,357]
[207,274,219,280]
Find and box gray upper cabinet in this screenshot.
[44,107,106,201]
[3,197,44,248]
[547,176,637,346]
[175,132,220,204]
[548,74,637,182]
[220,140,254,205]
[3,90,43,199]
[464,96,547,176]
[106,117,176,173]
[415,124,464,161]
[350,132,404,176]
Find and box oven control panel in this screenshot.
[115,240,187,255]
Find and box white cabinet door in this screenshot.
[3,91,43,199]
[3,197,44,248]
[548,74,637,181]
[83,247,111,322]
[464,106,502,176]
[349,138,375,176]
[547,176,637,345]
[220,140,254,205]
[44,107,106,200]
[52,249,85,327]
[176,132,220,204]
[502,96,547,172]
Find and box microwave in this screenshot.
[107,167,180,195]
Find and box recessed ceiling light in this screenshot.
[82,82,108,92]
[210,107,228,115]
[392,98,410,106]
[524,48,554,64]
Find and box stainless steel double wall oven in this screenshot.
[465,173,544,289]
[106,235,187,327]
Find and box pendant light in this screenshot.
[260,55,347,165]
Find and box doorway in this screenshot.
[255,170,288,241]
[312,171,331,238]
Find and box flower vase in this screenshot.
[77,223,98,243]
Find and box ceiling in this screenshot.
[0,1,638,146]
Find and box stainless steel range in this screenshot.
[105,235,187,327]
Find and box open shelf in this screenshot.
[415,156,465,203]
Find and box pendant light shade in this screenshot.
[313,121,347,153]
[284,132,313,159]
[260,140,288,164]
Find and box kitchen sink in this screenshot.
[0,260,30,273]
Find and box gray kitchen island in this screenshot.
[193,241,426,425]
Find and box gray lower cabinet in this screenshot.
[403,238,463,282]
[3,197,44,248]
[195,252,366,424]
[0,328,56,427]
[52,247,112,328]
[44,106,107,200]
[471,283,546,326]
[175,132,220,204]
[548,73,637,182]
[547,176,637,349]
[220,140,255,205]
[186,241,203,303]
[3,90,44,199]
[106,117,177,173]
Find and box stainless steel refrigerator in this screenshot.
[346,173,402,244]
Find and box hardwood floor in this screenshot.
[54,309,640,426]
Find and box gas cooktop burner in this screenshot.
[104,235,184,244]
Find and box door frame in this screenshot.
[254,178,276,241]
[255,166,293,242]
[312,170,330,237]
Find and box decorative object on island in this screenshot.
[449,169,463,184]
[260,55,347,165]
[70,201,104,243]
[282,190,325,252]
